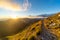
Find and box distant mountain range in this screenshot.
[28,14,54,18]
[37,14,54,17]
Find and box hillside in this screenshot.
[6,20,42,40]
[4,13,59,40]
[44,13,60,40]
[0,13,60,40]
[0,18,41,38]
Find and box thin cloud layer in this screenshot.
[23,0,31,11]
[0,0,31,11]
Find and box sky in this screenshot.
[0,0,60,18]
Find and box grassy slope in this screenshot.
[44,13,60,40]
[6,20,42,40]
[0,13,60,40]
[0,18,41,40]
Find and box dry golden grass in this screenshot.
[44,13,60,39]
[1,13,60,40]
[6,20,42,40]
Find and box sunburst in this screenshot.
[9,14,18,19]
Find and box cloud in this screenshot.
[0,0,31,11]
[0,1,22,11]
[23,0,31,11]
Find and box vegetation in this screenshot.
[44,13,60,40]
[0,13,60,40]
[6,20,42,40]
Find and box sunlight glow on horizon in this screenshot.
[9,14,18,19]
[0,14,28,19]
[8,14,28,19]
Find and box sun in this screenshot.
[9,14,18,19]
[11,15,17,18]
